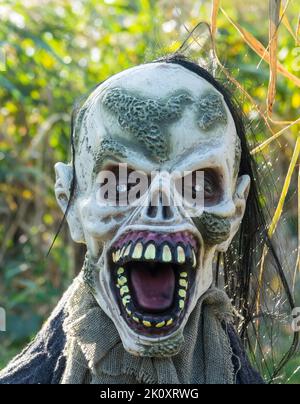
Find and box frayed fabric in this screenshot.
[61,275,236,384]
[0,273,264,384]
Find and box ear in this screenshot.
[54,162,85,243]
[218,174,251,252]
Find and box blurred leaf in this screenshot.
[0,77,24,100]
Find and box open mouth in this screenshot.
[109,231,199,336]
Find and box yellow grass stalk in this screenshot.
[257,136,300,315]
[267,0,281,116]
[221,7,300,88]
[251,117,300,155]
[269,136,300,237]
[257,0,289,68]
[282,13,298,44]
[211,0,220,38]
[178,22,275,133]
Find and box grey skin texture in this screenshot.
[193,213,231,246]
[92,137,128,178]
[196,93,228,131]
[102,87,193,162]
[101,87,228,163]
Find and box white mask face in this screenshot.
[55,62,250,357]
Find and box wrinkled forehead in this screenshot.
[75,63,239,176]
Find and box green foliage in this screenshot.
[0,0,299,382]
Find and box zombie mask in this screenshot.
[55,62,250,357]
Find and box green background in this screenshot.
[0,0,299,383]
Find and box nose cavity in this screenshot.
[146,204,173,220]
[145,188,175,222]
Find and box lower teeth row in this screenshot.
[116,267,188,329]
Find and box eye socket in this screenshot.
[99,164,143,204]
[203,169,222,206]
[98,164,223,207]
[175,168,222,207]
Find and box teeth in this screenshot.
[162,244,172,263]
[116,249,121,262]
[122,300,178,330]
[118,276,127,286]
[124,243,131,257]
[120,286,129,296]
[117,267,124,275]
[120,246,126,259]
[125,312,177,329]
[144,243,156,260]
[122,295,131,306]
[179,289,186,298]
[112,237,198,269]
[177,246,185,264]
[112,243,131,263]
[177,273,188,311]
[113,235,197,328]
[132,242,143,259]
[117,269,131,304]
[192,248,197,268]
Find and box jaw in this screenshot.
[91,227,212,357]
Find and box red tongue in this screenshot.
[131,263,175,312]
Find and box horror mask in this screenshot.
[55,62,250,357]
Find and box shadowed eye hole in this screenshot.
[203,169,223,206]
[100,164,222,207]
[175,169,222,207]
[100,164,144,204]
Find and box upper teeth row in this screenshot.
[112,242,197,268]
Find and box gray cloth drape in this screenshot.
[61,276,236,384]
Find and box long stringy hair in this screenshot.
[50,52,299,383]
